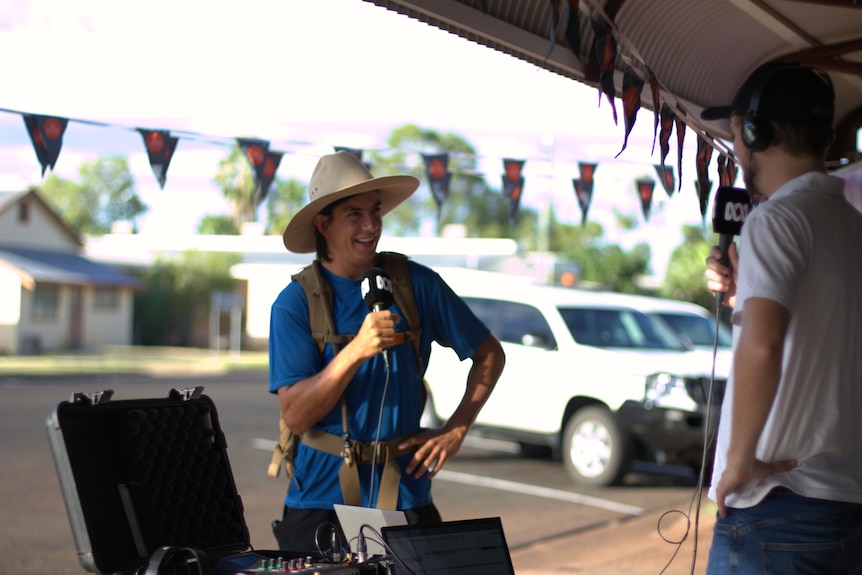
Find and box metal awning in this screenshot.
[0,246,142,290]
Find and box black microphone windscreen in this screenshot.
[360,267,394,311]
[712,186,752,236]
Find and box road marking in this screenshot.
[251,437,645,516]
[436,470,645,516]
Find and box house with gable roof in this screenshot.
[0,188,141,354]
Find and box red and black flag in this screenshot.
[616,66,644,158]
[237,137,271,197]
[138,129,178,190]
[696,134,713,209]
[502,159,526,224]
[649,69,661,154]
[23,114,68,176]
[654,164,675,198]
[695,178,713,222]
[717,154,738,187]
[659,104,674,175]
[636,178,656,222]
[573,179,591,226]
[259,150,284,204]
[422,153,452,222]
[675,116,686,193]
[591,16,618,125]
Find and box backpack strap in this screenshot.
[380,252,423,373]
[291,261,354,353]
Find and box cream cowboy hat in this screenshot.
[282,151,419,253]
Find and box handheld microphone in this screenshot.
[711,186,752,305]
[360,267,394,367]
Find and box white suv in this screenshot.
[424,268,725,487]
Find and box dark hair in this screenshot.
[767,120,834,158]
[313,196,351,262]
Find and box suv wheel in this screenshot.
[562,406,632,487]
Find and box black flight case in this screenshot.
[46,386,375,575]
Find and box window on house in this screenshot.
[32,284,60,321]
[93,286,119,311]
[18,201,30,223]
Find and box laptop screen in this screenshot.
[381,517,515,575]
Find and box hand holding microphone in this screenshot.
[360,267,395,368]
[710,186,752,306]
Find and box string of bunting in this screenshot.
[1,91,730,228]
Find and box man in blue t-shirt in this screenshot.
[269,151,505,554]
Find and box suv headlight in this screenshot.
[644,373,698,412]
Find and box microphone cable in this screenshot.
[368,352,392,508]
[657,298,724,575]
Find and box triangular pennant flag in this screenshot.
[591,16,618,125]
[649,69,661,154]
[695,178,713,222]
[654,164,675,198]
[23,114,68,176]
[422,153,452,222]
[237,137,271,195]
[675,116,686,192]
[564,0,581,62]
[696,135,714,206]
[579,161,597,189]
[138,129,178,190]
[502,159,526,224]
[573,178,592,226]
[258,150,284,204]
[636,178,655,222]
[616,66,644,158]
[659,104,674,174]
[717,154,738,187]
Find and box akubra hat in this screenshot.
[282,151,419,253]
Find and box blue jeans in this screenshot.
[707,487,862,574]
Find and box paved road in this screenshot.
[1,372,712,574]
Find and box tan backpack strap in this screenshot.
[380,252,423,373]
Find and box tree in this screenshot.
[265,177,308,235]
[40,155,147,235]
[660,224,718,311]
[134,251,241,347]
[197,214,240,235]
[214,145,260,229]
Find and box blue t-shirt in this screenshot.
[269,258,489,509]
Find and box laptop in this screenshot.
[333,504,408,557]
[381,517,515,575]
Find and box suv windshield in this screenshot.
[560,307,687,350]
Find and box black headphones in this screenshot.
[741,63,834,152]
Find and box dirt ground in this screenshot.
[509,504,715,575]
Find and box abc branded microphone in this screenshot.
[360,267,394,366]
[711,186,752,304]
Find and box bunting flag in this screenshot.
[422,153,452,221]
[636,178,656,222]
[591,16,618,125]
[695,178,712,222]
[659,104,674,174]
[616,66,644,158]
[573,179,591,226]
[259,151,284,203]
[717,154,738,187]
[23,114,68,176]
[502,158,525,224]
[696,135,713,208]
[237,137,271,196]
[675,116,686,192]
[137,129,178,190]
[649,69,661,154]
[654,164,675,198]
[564,0,581,62]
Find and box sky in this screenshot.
[0,0,717,278]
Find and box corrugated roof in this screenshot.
[0,246,142,288]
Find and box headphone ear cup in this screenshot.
[742,117,770,152]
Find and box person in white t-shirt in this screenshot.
[702,61,862,573]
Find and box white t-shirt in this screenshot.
[709,171,862,507]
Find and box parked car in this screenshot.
[424,268,725,487]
